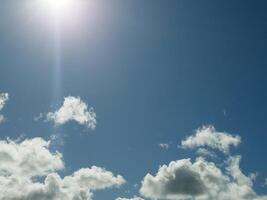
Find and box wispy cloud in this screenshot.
[223,109,227,117]
[158,143,170,150]
[196,148,218,159]
[116,197,145,200]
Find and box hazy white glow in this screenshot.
[39,0,76,18]
[30,0,99,33]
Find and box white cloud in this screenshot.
[158,143,170,150]
[196,148,217,159]
[181,125,241,154]
[140,158,209,200]
[0,93,9,123]
[63,166,126,191]
[46,96,96,130]
[116,197,145,200]
[139,126,267,200]
[0,137,125,200]
[0,137,63,177]
[0,93,8,111]
[140,156,267,200]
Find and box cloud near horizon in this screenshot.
[0,137,125,200]
[46,96,97,130]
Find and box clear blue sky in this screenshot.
[0,0,267,199]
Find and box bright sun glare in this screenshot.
[40,0,75,17]
[31,0,97,37]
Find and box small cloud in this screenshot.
[158,143,170,150]
[0,93,8,111]
[0,93,9,124]
[181,125,241,154]
[45,96,96,130]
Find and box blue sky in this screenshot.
[0,0,267,199]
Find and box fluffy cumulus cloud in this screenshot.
[116,197,145,200]
[0,137,63,177]
[181,125,241,154]
[0,137,125,200]
[139,126,267,200]
[46,96,96,130]
[140,157,267,200]
[140,158,208,200]
[0,93,9,123]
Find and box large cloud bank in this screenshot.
[0,137,125,200]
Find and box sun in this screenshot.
[30,0,97,37]
[46,0,72,10]
[39,0,75,18]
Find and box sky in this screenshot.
[0,0,267,199]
